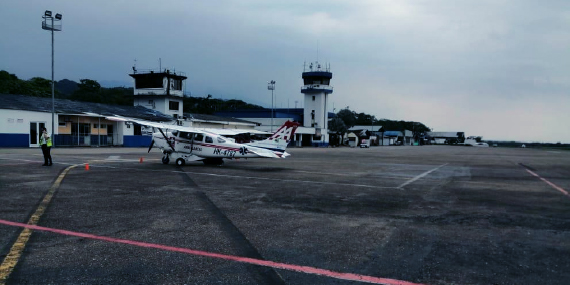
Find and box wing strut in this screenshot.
[158,128,176,152]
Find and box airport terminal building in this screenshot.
[0,94,258,148]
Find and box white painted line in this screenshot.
[0,157,397,189]
[398,163,448,188]
[71,163,399,189]
[294,170,356,176]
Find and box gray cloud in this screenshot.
[1,0,569,142]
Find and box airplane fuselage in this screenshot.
[153,130,287,161]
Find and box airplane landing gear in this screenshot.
[176,158,186,166]
[162,155,170,164]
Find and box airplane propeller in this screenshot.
[148,139,155,153]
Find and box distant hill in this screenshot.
[55,79,78,97]
[0,70,264,114]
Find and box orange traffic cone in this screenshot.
[85,163,89,170]
[140,157,144,163]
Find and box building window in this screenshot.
[135,74,163,88]
[172,79,182,91]
[58,122,66,127]
[169,101,180,111]
[71,123,91,135]
[312,96,315,101]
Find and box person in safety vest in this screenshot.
[40,127,53,166]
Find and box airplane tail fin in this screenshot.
[247,121,300,152]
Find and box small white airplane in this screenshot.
[106,116,299,166]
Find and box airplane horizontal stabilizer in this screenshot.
[246,148,280,158]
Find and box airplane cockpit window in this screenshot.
[179,132,192,140]
[217,137,226,143]
[194,134,204,142]
[205,136,214,143]
[171,130,178,136]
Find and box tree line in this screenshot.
[330,107,431,138]
[0,70,262,113]
[1,70,431,133]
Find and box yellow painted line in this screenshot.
[0,164,78,284]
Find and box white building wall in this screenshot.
[303,92,328,143]
[155,99,167,115]
[134,98,156,110]
[0,109,56,134]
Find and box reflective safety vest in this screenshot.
[40,133,52,147]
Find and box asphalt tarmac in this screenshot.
[0,146,569,284]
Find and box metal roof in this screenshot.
[427,132,463,138]
[383,131,403,137]
[0,93,173,121]
[349,125,383,132]
[184,113,259,126]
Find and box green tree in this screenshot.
[336,108,356,128]
[329,117,348,145]
[70,79,103,103]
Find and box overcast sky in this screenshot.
[2,0,569,143]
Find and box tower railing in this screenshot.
[131,68,186,76]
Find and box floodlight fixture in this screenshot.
[55,13,62,20]
[45,10,52,17]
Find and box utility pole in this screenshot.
[268,80,275,132]
[42,10,62,145]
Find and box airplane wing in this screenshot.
[193,128,271,136]
[105,116,210,135]
[105,116,174,130]
[106,116,270,137]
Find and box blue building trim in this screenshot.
[123,135,152,147]
[312,142,329,147]
[0,134,29,147]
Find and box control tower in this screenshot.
[301,61,333,146]
[129,68,187,119]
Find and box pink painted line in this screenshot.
[0,219,425,285]
[525,169,569,197]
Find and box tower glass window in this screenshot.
[172,79,182,90]
[135,74,163,88]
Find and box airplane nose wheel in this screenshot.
[176,158,186,166]
[162,155,170,164]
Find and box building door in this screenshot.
[107,124,114,145]
[302,134,312,147]
[29,122,46,147]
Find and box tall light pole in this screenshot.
[268,80,275,132]
[42,10,62,145]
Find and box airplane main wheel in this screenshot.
[162,156,170,164]
[176,158,185,166]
